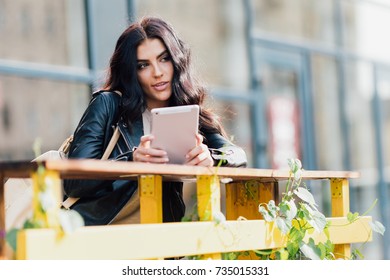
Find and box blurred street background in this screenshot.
[0,0,389,259]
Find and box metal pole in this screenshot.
[84,0,99,90]
[372,65,389,259]
[243,0,268,168]
[126,0,137,23]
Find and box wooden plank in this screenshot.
[17,216,372,260]
[0,161,39,178]
[225,181,278,259]
[196,175,221,259]
[225,181,274,220]
[330,178,351,258]
[0,159,360,181]
[139,175,163,223]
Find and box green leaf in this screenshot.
[293,169,302,181]
[288,158,302,174]
[306,204,327,233]
[294,187,317,206]
[6,228,19,252]
[323,226,330,239]
[351,248,364,260]
[276,216,291,234]
[285,199,297,222]
[369,220,386,235]
[222,252,239,260]
[23,218,43,229]
[276,248,289,260]
[254,249,273,256]
[258,200,279,222]
[181,216,192,222]
[258,205,274,222]
[289,226,304,243]
[287,158,298,173]
[286,241,300,257]
[317,242,327,259]
[347,212,359,223]
[58,210,85,233]
[300,238,321,260]
[213,211,226,225]
[267,200,279,214]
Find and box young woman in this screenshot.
[63,16,247,226]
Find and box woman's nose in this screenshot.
[153,64,163,78]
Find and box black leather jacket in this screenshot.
[63,90,247,225]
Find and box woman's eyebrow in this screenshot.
[137,50,168,62]
[157,50,169,59]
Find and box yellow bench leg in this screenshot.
[139,175,163,224]
[17,169,62,260]
[226,181,278,220]
[225,181,278,259]
[331,178,351,259]
[197,175,221,260]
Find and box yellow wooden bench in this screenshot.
[0,159,370,259]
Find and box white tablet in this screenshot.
[150,105,199,164]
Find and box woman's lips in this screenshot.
[152,81,169,91]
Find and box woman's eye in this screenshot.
[137,63,148,70]
[161,55,171,62]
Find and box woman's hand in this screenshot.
[185,134,213,167]
[132,135,169,163]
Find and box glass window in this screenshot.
[0,75,89,160]
[377,68,390,183]
[249,0,336,47]
[0,0,88,68]
[345,61,377,186]
[311,55,343,170]
[252,47,302,169]
[135,0,248,89]
[342,0,390,63]
[210,100,253,167]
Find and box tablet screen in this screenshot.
[150,105,199,164]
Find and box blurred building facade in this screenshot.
[0,0,389,259]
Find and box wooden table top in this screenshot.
[0,159,360,182]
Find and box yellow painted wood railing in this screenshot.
[0,159,370,260]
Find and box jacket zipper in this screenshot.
[118,123,134,151]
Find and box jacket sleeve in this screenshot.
[63,93,116,198]
[204,132,247,167]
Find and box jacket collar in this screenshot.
[118,117,143,150]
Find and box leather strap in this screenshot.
[62,91,123,210]
[61,126,120,210]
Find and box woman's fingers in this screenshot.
[134,147,169,163]
[133,134,168,163]
[139,134,154,148]
[185,142,213,167]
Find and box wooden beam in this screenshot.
[330,178,351,258]
[0,159,360,182]
[16,216,372,260]
[196,174,221,259]
[139,175,162,224]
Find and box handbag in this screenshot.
[4,126,121,230]
[61,126,120,209]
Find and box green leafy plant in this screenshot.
[183,157,385,260]
[255,158,385,260]
[6,139,84,258]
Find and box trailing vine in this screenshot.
[255,158,385,260]
[182,158,385,260]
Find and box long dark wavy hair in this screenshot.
[103,16,226,137]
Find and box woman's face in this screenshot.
[136,38,174,109]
